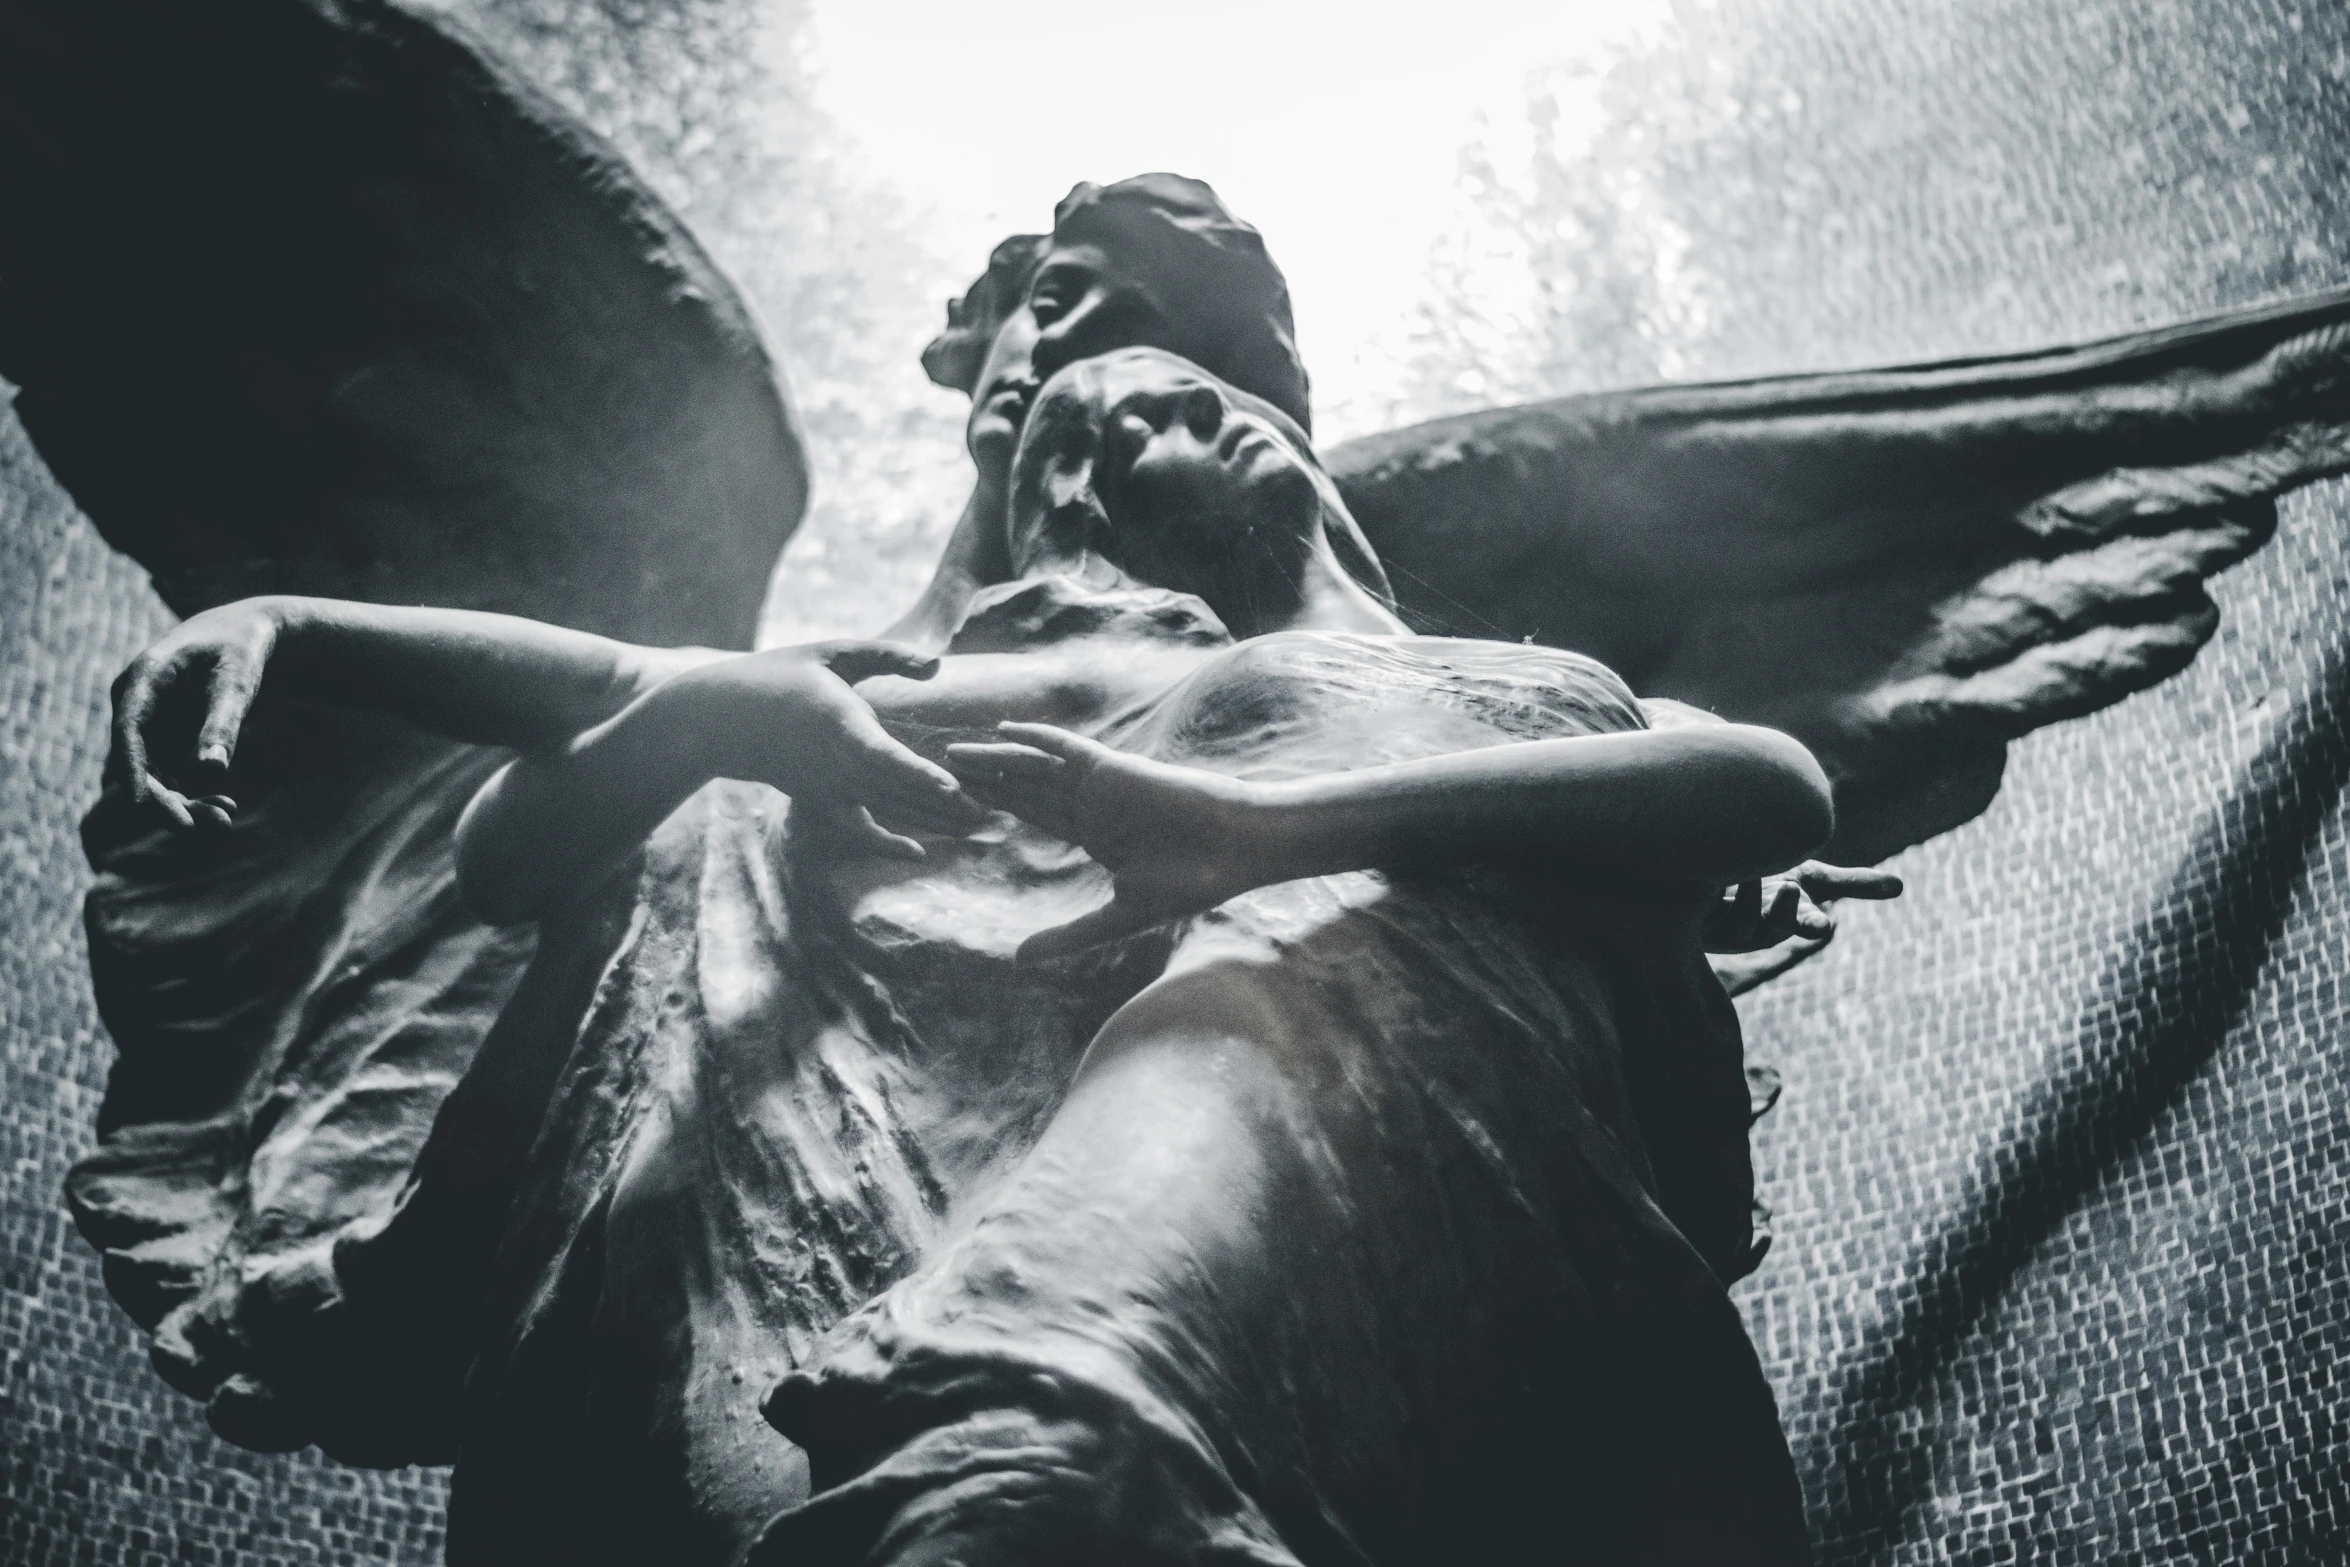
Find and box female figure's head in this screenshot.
[923,174,1314,482]
[1006,348,1399,640]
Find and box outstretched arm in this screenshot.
[110,594,726,829]
[112,595,984,926]
[947,721,1836,960]
[454,642,983,924]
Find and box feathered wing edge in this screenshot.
[0,0,807,1458]
[1330,285,2350,863]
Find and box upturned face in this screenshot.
[964,241,1179,473]
[1009,350,1325,625]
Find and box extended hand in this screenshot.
[679,641,987,859]
[1704,860,1904,996]
[945,723,1262,962]
[108,599,284,832]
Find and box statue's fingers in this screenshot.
[194,649,263,778]
[1757,879,1807,943]
[844,807,927,861]
[837,708,970,805]
[800,802,925,861]
[948,771,1009,818]
[944,745,1072,804]
[1792,890,1835,940]
[993,722,1108,767]
[945,741,1061,768]
[147,781,197,834]
[109,658,164,803]
[865,801,967,843]
[852,752,985,832]
[815,641,942,685]
[1710,932,1832,997]
[982,748,1068,789]
[946,767,1078,840]
[1794,862,1904,902]
[1016,897,1156,965]
[854,728,975,793]
[873,778,987,836]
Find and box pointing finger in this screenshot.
[1794,863,1904,902]
[194,651,261,781]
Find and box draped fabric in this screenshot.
[291,583,1805,1562]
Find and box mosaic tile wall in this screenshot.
[6,0,2350,1562]
[1742,478,2350,1565]
[0,405,451,1561]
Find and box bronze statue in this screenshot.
[108,341,1850,1561]
[13,2,2350,1563]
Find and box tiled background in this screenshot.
[7,0,2349,1560]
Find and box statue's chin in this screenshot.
[964,418,1018,478]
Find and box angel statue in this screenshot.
[11,3,2350,1566]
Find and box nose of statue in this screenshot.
[1181,384,1225,439]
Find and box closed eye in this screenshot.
[1027,265,1095,326]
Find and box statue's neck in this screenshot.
[1232,546,1410,639]
[996,528,1408,644]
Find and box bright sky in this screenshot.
[797,0,1669,435]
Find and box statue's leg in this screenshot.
[744,957,1808,1566]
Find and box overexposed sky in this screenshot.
[795,0,1668,436]
[752,1,1682,639]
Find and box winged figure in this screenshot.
[9,2,2350,1563]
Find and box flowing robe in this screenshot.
[339,579,1802,1564]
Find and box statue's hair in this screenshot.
[1008,349,1388,604]
[923,173,1314,434]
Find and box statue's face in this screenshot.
[1012,350,1323,618]
[965,241,1178,473]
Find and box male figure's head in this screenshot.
[921,173,1313,484]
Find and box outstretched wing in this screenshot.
[1,0,805,1456]
[1329,288,2350,864]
